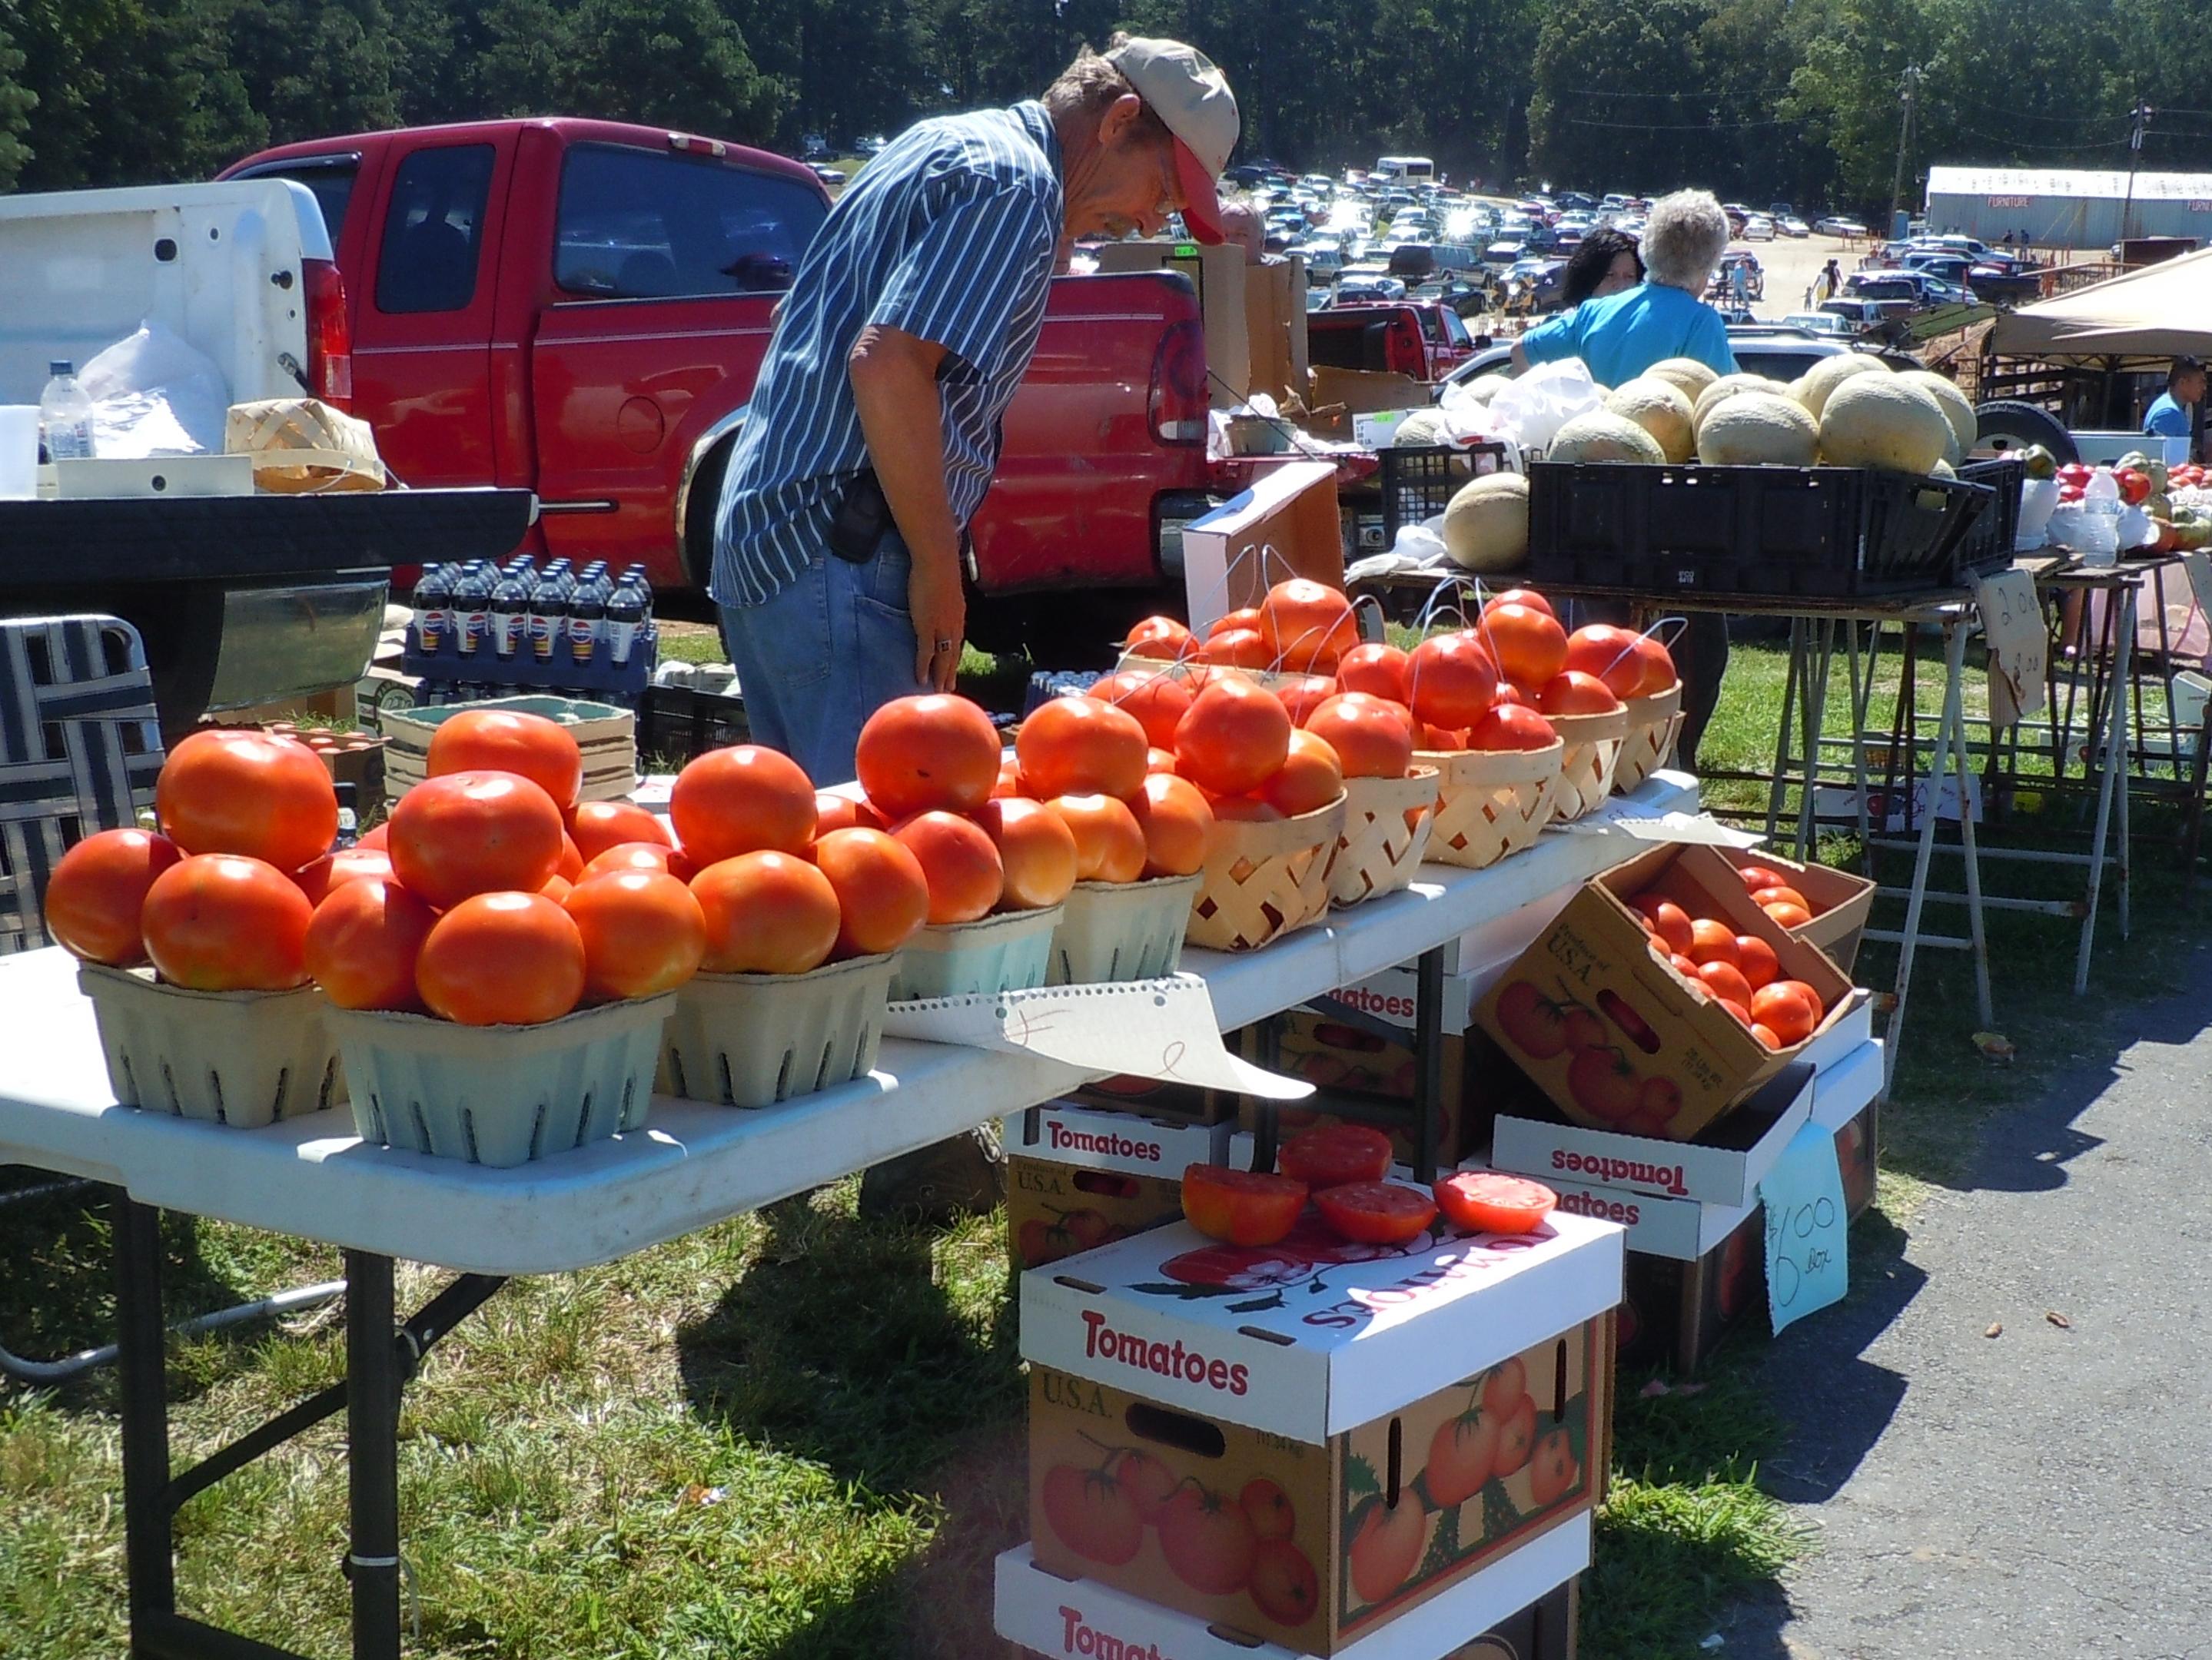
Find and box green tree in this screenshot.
[0,8,35,189]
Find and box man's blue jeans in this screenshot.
[716,532,928,787]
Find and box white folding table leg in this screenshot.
[1881,616,1970,1097]
[2076,583,2135,993]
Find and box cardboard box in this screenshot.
[1247,258,1310,408]
[1617,1204,1765,1375]
[1025,1307,1610,1654]
[1466,1158,1756,1265]
[1068,1073,1234,1126]
[1808,1039,1884,1223]
[998,1512,1587,1660]
[1181,460,1346,632]
[1003,1100,1238,1179]
[1490,1061,1815,1211]
[1711,846,1877,976]
[1307,367,1432,439]
[1473,844,1857,1141]
[1008,1157,1190,1272]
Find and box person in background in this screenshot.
[1813,258,1842,305]
[2144,357,2205,458]
[1556,227,1642,312]
[1511,191,1739,769]
[1509,190,1737,385]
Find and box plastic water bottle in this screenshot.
[411,563,454,655]
[489,563,532,659]
[529,559,573,663]
[606,570,648,666]
[39,361,95,461]
[568,565,613,665]
[2080,468,2121,566]
[452,561,493,657]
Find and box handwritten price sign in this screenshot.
[1759,1121,1849,1335]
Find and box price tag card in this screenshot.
[1759,1120,1849,1336]
[882,974,1314,1099]
[1974,568,2048,727]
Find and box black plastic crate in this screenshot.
[636,684,747,765]
[1524,462,1995,600]
[1377,441,1512,545]
[1956,456,2024,575]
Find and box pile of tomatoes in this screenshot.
[1119,582,1676,798]
[1722,857,1826,929]
[1180,1124,1557,1249]
[1626,877,1832,1051]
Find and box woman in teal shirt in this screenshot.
[1511,190,1738,384]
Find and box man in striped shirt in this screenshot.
[713,37,1241,788]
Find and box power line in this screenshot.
[1565,114,1800,132]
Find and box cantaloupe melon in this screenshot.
[1441,471,1529,573]
[1393,408,1451,447]
[1697,393,1821,466]
[1818,374,1951,473]
[1794,353,1887,420]
[1546,410,1666,464]
[1692,374,1786,437]
[1646,358,1721,401]
[1606,377,1697,463]
[1898,370,1978,456]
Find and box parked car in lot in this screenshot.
[1815,215,1868,237]
[1780,310,1860,339]
[1779,216,1811,237]
[224,118,1218,655]
[809,165,846,188]
[1743,215,1775,241]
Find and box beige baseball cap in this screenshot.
[1105,37,1240,244]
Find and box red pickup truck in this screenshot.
[221,118,1214,654]
[1306,302,1476,383]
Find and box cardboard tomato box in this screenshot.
[1071,1072,1236,1126]
[1002,1100,1250,1270]
[998,1510,1586,1660]
[1711,845,1876,977]
[1473,843,1857,1141]
[1617,1203,1767,1375]
[1019,1210,1620,1655]
[1809,1040,1884,1222]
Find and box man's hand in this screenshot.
[909,548,966,691]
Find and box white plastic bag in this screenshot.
[1433,377,1510,445]
[78,321,231,456]
[1484,357,1603,451]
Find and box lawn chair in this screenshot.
[0,615,343,1382]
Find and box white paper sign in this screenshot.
[1759,1120,1850,1335]
[1974,568,2048,727]
[882,974,1313,1099]
[1599,812,1765,848]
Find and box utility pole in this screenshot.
[1888,65,1923,238]
[2121,100,2153,247]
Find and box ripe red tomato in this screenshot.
[1045,793,1147,883]
[1426,1401,1500,1506]
[1174,676,1293,797]
[1537,670,1623,716]
[1337,642,1411,703]
[1312,1180,1438,1244]
[1157,1485,1258,1595]
[1433,1171,1557,1235]
[1247,1537,1320,1628]
[974,795,1081,907]
[388,770,566,910]
[1303,692,1413,779]
[1566,1044,1640,1122]
[1017,694,1149,801]
[140,852,314,991]
[566,799,673,863]
[1752,1022,1784,1051]
[1278,1123,1393,1188]
[1736,863,1788,892]
[1763,899,1814,929]
[562,869,706,1000]
[1259,577,1358,672]
[1086,669,1191,749]
[1475,601,1569,691]
[1417,722,1468,752]
[44,828,181,965]
[814,792,890,835]
[313,846,397,902]
[1752,980,1822,1044]
[414,891,586,1024]
[1270,672,1340,729]
[1197,626,1274,669]
[1257,729,1346,817]
[855,695,1001,819]
[1208,606,1264,638]
[1181,1163,1308,1246]
[1484,586,1556,619]
[691,851,841,974]
[1127,772,1214,878]
[580,842,676,884]
[1735,934,1780,990]
[304,877,437,1011]
[1124,615,1197,662]
[1561,625,1649,699]
[1407,631,1498,730]
[1697,959,1755,1009]
[1241,1476,1297,1541]
[1494,979,1572,1059]
[1631,894,1695,954]
[1347,1496,1426,1605]
[1624,634,1678,697]
[156,729,337,872]
[426,709,582,809]
[811,828,930,957]
[671,745,818,863]
[1669,951,1702,978]
[1465,704,1559,751]
[891,810,1005,923]
[1752,883,1812,914]
[1041,1462,1143,1566]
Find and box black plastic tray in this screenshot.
[1956,456,2024,573]
[1377,442,1513,545]
[1525,462,1995,599]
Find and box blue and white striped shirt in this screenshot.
[712,101,1064,607]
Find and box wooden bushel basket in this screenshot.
[1420,742,1563,868]
[1186,795,1346,952]
[224,398,388,493]
[1546,706,1632,822]
[1328,767,1440,908]
[1613,682,1685,795]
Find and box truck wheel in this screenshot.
[1971,400,2076,463]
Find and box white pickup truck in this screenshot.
[0,178,423,728]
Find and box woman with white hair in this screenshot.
[1510,189,1738,385]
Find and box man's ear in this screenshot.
[1098,92,1145,148]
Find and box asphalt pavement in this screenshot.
[1721,940,2212,1658]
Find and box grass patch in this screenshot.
[5,633,2203,1657]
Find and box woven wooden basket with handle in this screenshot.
[1186,795,1345,952]
[1546,706,1632,822]
[1420,742,1563,869]
[1328,767,1440,907]
[1613,682,1685,795]
[225,397,387,493]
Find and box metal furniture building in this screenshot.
[1924,165,2212,251]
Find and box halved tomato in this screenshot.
[1433,1172,1557,1236]
[1277,1124,1393,1189]
[1181,1164,1308,1247]
[1311,1180,1438,1244]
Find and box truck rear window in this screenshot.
[376,144,495,314]
[555,144,828,300]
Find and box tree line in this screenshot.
[4,0,2210,211]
